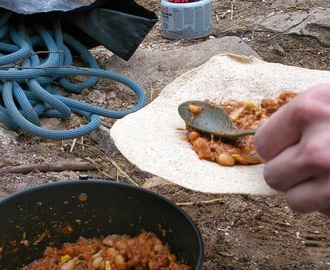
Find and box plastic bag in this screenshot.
[0,0,157,60]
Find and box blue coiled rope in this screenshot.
[0,11,147,140]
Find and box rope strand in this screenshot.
[0,12,146,140]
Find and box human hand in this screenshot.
[254,84,330,217]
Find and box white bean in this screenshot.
[58,258,75,270]
[114,255,125,269]
[92,256,103,269]
[102,236,115,246]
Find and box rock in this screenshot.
[261,10,309,32]
[105,36,261,92]
[91,124,119,157]
[0,125,17,146]
[40,118,67,130]
[142,176,173,189]
[88,89,107,104]
[261,7,330,46]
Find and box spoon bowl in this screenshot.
[178,100,257,139]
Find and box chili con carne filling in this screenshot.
[20,232,191,270]
[184,91,297,166]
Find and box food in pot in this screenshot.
[184,91,297,166]
[19,232,191,270]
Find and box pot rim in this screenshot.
[0,179,204,269]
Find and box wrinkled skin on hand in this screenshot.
[254,84,330,217]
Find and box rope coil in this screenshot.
[0,11,146,140]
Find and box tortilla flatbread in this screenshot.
[110,54,330,195]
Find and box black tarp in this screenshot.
[0,0,158,60]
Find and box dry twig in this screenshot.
[230,0,235,20]
[176,198,224,206]
[2,160,97,174]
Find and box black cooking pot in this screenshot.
[0,179,203,269]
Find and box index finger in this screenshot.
[253,86,329,162]
[254,103,302,162]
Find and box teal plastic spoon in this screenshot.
[178,100,257,139]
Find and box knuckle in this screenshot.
[298,141,330,169]
[291,88,330,126]
[291,103,315,126]
[263,166,283,191]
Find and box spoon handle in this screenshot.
[228,129,257,139]
[240,129,257,136]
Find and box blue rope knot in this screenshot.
[0,11,146,140]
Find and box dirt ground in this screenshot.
[1,0,330,269]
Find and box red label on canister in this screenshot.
[167,0,200,3]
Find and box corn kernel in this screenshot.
[242,100,255,108]
[60,255,71,263]
[105,260,111,270]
